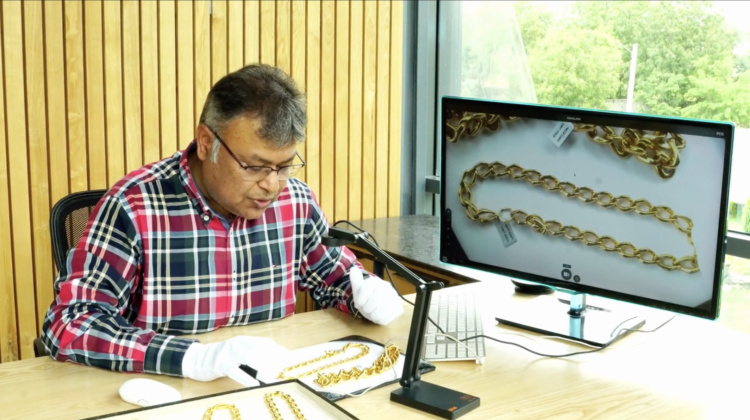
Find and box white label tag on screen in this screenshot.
[549,121,574,147]
[496,221,517,248]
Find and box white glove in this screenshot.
[182,336,289,387]
[350,266,404,326]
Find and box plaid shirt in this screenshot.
[41,141,366,376]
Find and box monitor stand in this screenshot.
[495,290,646,347]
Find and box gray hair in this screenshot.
[199,64,306,149]
[209,138,222,163]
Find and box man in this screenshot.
[41,64,403,386]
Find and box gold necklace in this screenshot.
[203,404,241,420]
[458,161,699,274]
[265,391,306,420]
[314,344,400,387]
[445,111,685,179]
[277,343,401,388]
[278,342,370,380]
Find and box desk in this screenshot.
[1,280,748,419]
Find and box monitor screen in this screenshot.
[439,96,734,320]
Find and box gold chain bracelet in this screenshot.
[278,343,401,388]
[278,342,370,380]
[265,391,306,420]
[446,111,685,179]
[203,404,241,420]
[314,344,400,387]
[458,161,699,274]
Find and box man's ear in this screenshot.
[194,124,213,162]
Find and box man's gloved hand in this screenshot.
[350,266,404,326]
[181,336,289,387]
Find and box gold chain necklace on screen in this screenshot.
[265,391,307,420]
[445,111,686,179]
[277,343,400,388]
[458,161,700,274]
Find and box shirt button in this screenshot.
[202,214,210,222]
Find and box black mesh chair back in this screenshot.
[34,189,107,357]
[49,190,108,272]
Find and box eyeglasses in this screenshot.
[206,125,306,182]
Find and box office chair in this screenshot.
[33,189,107,358]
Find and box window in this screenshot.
[437,1,750,235]
[721,255,750,334]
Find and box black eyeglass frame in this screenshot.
[205,124,306,181]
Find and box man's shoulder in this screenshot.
[107,152,186,204]
[284,177,315,203]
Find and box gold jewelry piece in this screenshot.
[265,391,307,420]
[203,404,241,420]
[277,343,401,388]
[277,342,370,380]
[445,111,685,179]
[314,344,400,387]
[458,161,699,274]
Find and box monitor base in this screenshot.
[495,292,645,347]
[511,279,555,295]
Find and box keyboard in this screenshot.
[422,293,486,362]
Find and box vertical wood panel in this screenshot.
[305,1,320,196]
[84,1,107,190]
[45,1,70,206]
[388,1,403,217]
[334,1,349,223]
[276,1,291,75]
[141,1,160,164]
[24,0,54,334]
[348,1,363,221]
[65,1,88,193]
[194,1,210,126]
[103,1,124,186]
[159,1,177,157]
[375,1,390,219]
[361,1,377,220]
[123,0,142,173]
[319,1,335,220]
[291,0,306,183]
[259,0,275,65]
[0,0,19,362]
[244,1,260,64]
[3,0,36,360]
[228,0,244,71]
[211,0,227,85]
[176,0,193,149]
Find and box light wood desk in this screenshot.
[1,280,748,420]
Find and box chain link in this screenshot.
[265,391,307,420]
[458,162,699,274]
[446,111,686,179]
[277,343,370,381]
[203,404,242,420]
[314,344,400,387]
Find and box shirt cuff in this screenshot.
[143,334,198,376]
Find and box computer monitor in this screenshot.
[439,96,734,347]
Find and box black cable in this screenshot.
[333,220,446,334]
[460,314,677,358]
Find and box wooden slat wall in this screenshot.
[0,0,404,362]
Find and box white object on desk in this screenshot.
[119,378,182,407]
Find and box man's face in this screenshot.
[193,115,298,221]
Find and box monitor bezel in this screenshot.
[439,96,735,320]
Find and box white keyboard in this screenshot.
[422,293,486,362]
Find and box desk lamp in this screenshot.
[322,226,480,419]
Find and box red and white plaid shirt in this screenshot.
[42,141,366,376]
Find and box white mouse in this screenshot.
[119,378,182,407]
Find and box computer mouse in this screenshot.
[118,378,182,407]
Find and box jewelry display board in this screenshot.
[84,380,358,420]
[247,335,435,402]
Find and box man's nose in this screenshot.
[258,170,280,192]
